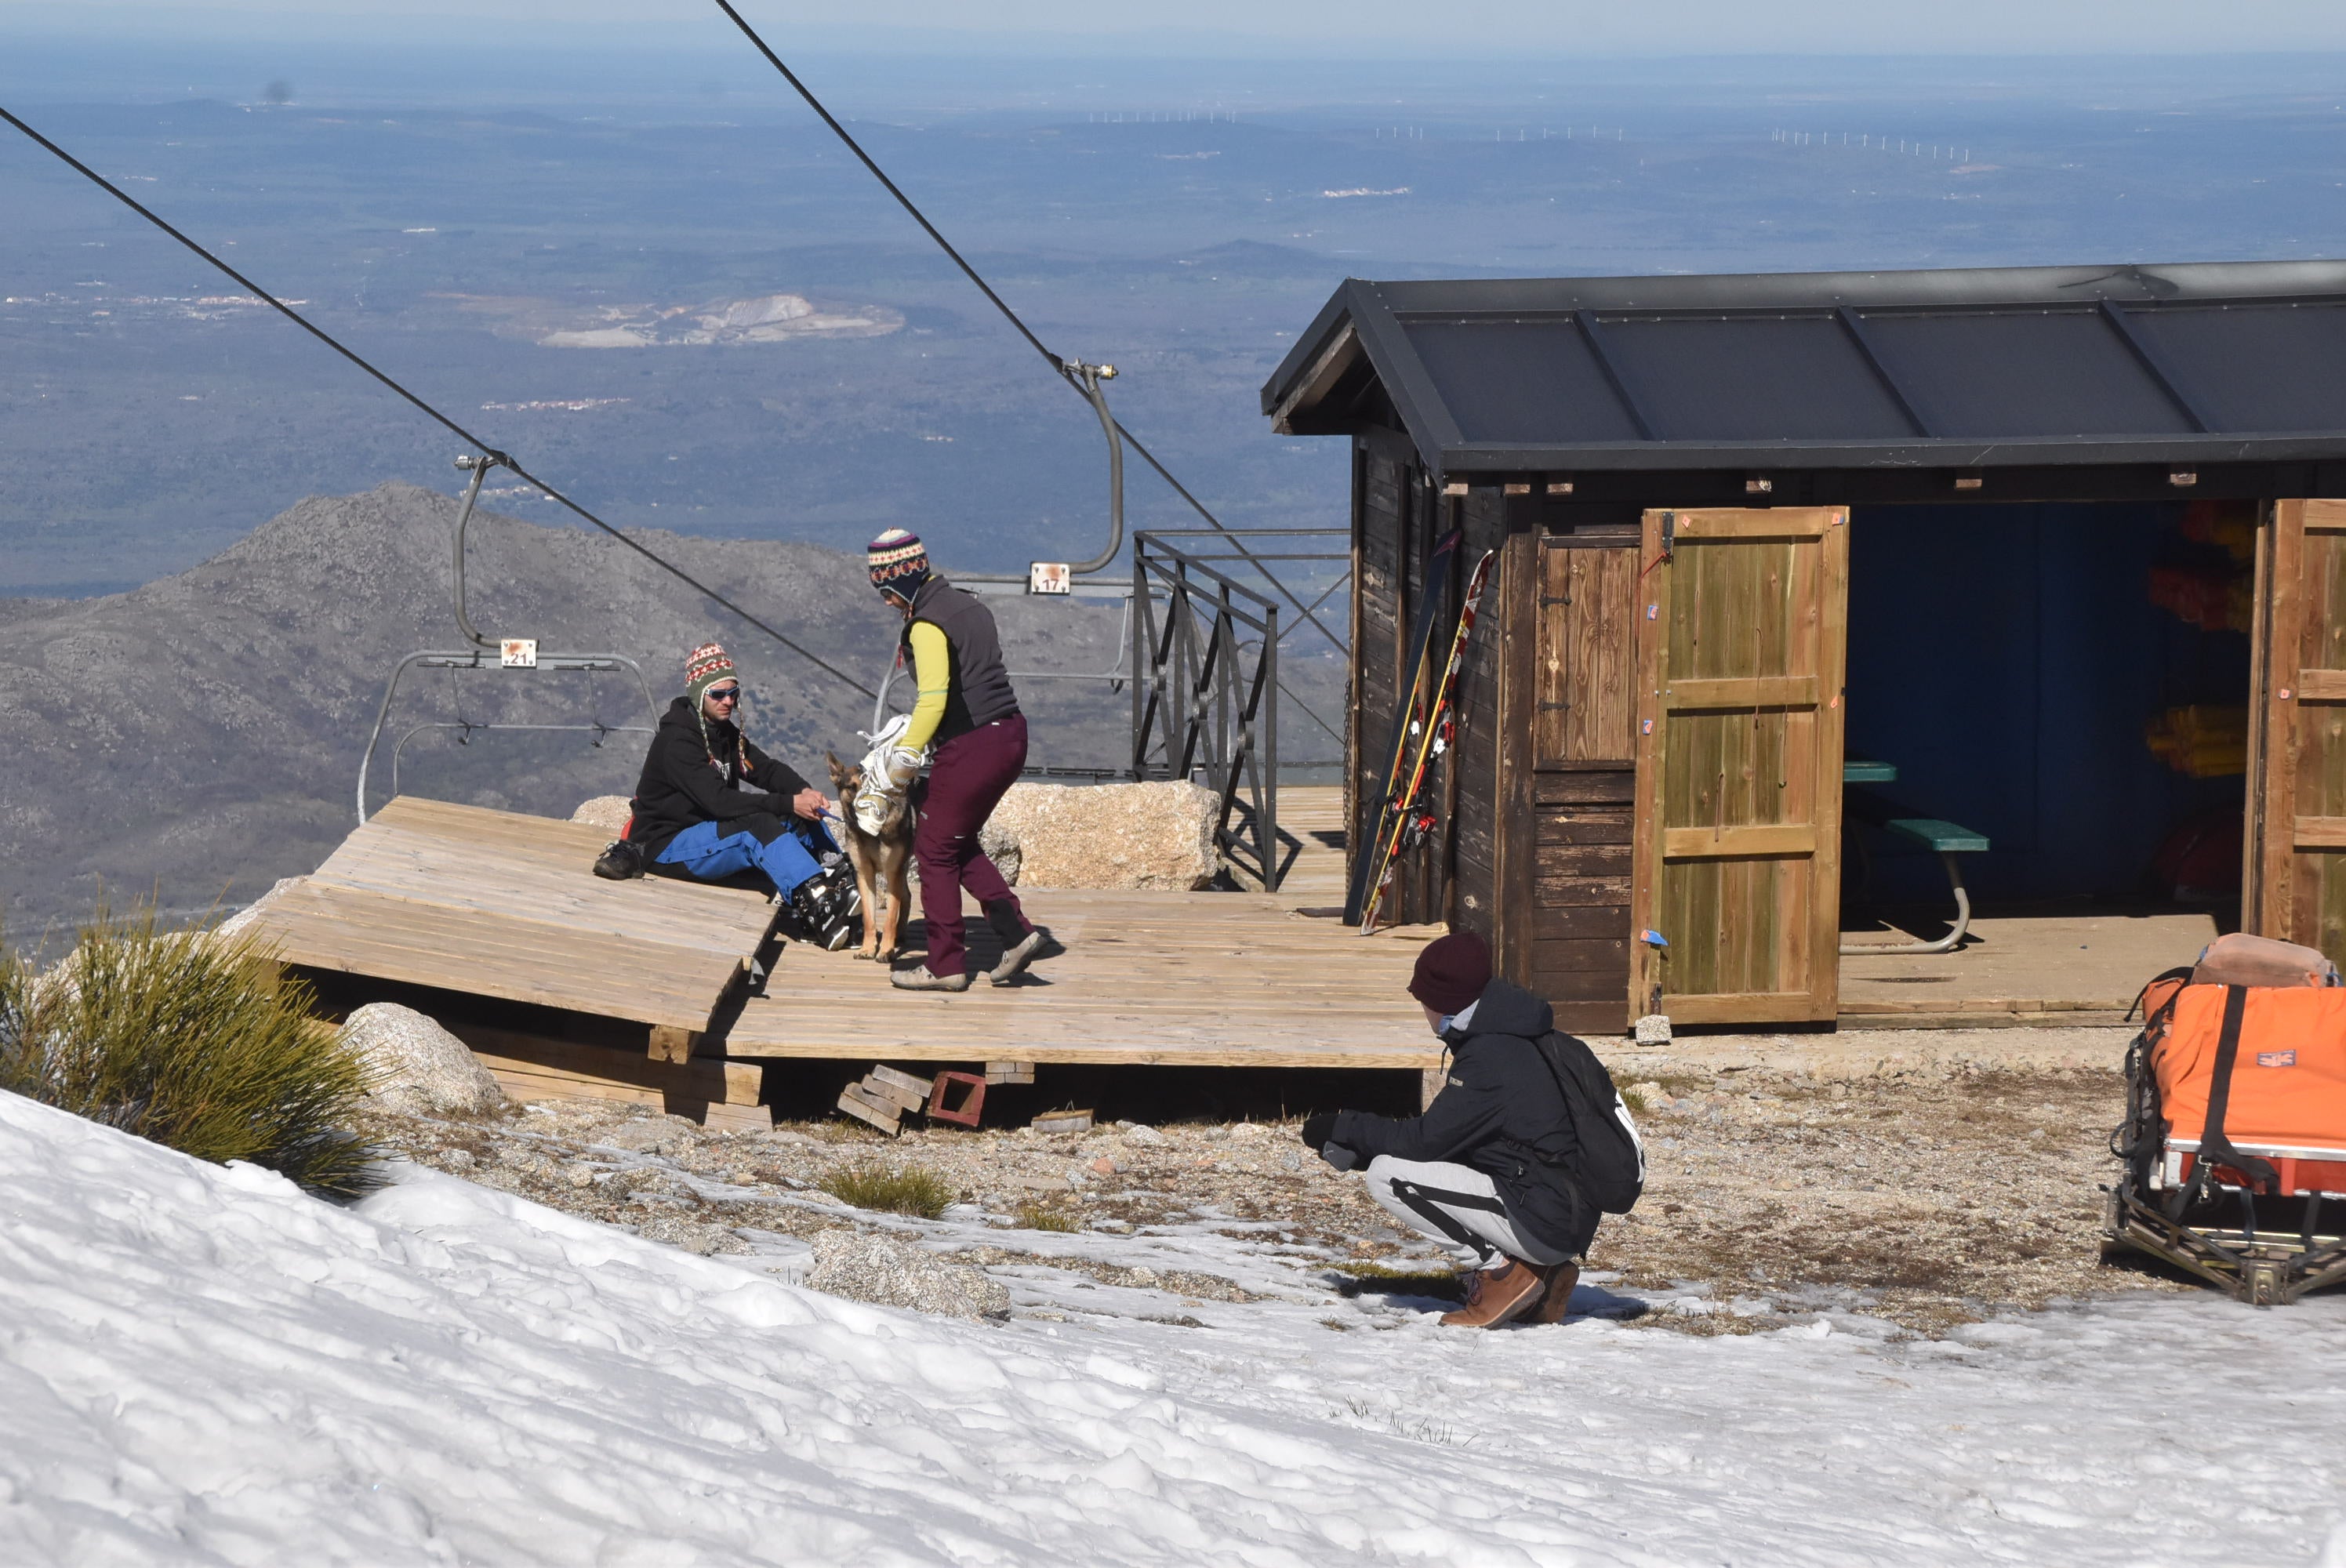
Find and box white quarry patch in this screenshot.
[538,292,902,348]
[2,1085,2341,1566]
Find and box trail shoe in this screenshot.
[1526,1262,1582,1326]
[986,929,1050,986]
[891,967,971,993]
[1437,1258,1546,1329]
[591,839,645,881]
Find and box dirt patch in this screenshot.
[352,1053,2187,1337]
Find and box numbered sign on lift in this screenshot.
[499,638,538,669]
[1028,562,1071,596]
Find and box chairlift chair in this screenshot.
[355,454,660,822]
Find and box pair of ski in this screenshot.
[1346,528,1498,935]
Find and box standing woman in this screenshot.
[864,528,1050,992]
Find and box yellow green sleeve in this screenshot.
[902,620,950,751]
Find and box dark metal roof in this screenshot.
[1262,261,2346,474]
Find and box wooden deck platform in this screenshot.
[245,796,779,1037]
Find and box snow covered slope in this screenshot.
[3,1087,2341,1566]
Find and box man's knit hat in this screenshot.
[867,528,931,598]
[1408,930,1491,1017]
[683,641,739,707]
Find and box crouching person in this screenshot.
[1302,930,1643,1329]
[625,641,859,949]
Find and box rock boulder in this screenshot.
[982,780,1218,891]
[570,796,633,835]
[805,1229,1011,1320]
[340,1002,507,1118]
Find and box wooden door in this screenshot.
[2249,499,2346,964]
[1629,506,1850,1024]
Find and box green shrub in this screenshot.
[819,1160,953,1219]
[0,910,383,1198]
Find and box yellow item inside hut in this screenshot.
[2144,705,2248,779]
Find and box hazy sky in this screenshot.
[14,0,2346,56]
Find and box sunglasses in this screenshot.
[706,685,743,702]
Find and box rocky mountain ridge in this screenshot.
[0,484,1128,935]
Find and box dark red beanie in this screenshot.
[1408,930,1491,1015]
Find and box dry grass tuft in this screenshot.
[1014,1200,1082,1232]
[821,1160,953,1218]
[0,909,382,1197]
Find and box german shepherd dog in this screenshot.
[825,752,915,961]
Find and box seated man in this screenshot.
[1302,931,1637,1329]
[625,641,859,949]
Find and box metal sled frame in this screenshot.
[2106,1030,2346,1305]
[356,455,659,822]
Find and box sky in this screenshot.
[10,0,2346,56]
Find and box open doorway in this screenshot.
[1837,499,2255,1018]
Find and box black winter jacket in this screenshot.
[1332,978,1596,1258]
[624,696,812,858]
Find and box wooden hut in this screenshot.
[1262,260,2346,1033]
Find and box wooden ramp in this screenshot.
[724,889,1444,1073]
[244,796,778,1036]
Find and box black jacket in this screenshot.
[624,696,811,858]
[901,576,1019,746]
[1332,978,1595,1258]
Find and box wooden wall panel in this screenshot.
[2253,499,2346,967]
[1535,543,1640,769]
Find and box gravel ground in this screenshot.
[351,1023,2199,1337]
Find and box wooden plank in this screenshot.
[1662,990,1837,1025]
[2295,818,2346,849]
[1673,510,1828,540]
[449,1022,744,1104]
[1530,905,1629,940]
[1661,824,1819,859]
[703,1102,775,1134]
[2297,669,2346,702]
[648,1026,699,1065]
[1494,501,1542,984]
[1534,770,1636,804]
[1553,999,1630,1035]
[1664,675,1818,712]
[985,1061,1037,1085]
[1536,808,1633,845]
[249,882,743,1033]
[837,1084,902,1135]
[1542,842,1634,877]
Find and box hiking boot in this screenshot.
[986,929,1049,986]
[1525,1262,1581,1326]
[891,967,971,993]
[1437,1258,1545,1329]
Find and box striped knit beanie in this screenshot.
[867,528,931,598]
[683,642,738,708]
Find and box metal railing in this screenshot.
[1131,529,1348,890]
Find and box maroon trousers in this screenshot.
[917,713,1033,977]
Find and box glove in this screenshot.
[852,747,924,836]
[1299,1112,1360,1170]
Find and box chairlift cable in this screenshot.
[708,2,1348,657]
[0,101,879,702]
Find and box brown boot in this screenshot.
[1437,1258,1545,1328]
[1525,1262,1581,1325]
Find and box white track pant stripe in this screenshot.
[1361,1155,1570,1269]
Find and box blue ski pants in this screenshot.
[655,815,835,895]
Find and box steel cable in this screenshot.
[0,101,878,700]
[709,0,1348,656]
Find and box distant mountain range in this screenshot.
[0,484,1143,937]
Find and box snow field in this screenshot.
[3,1087,2342,1566]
